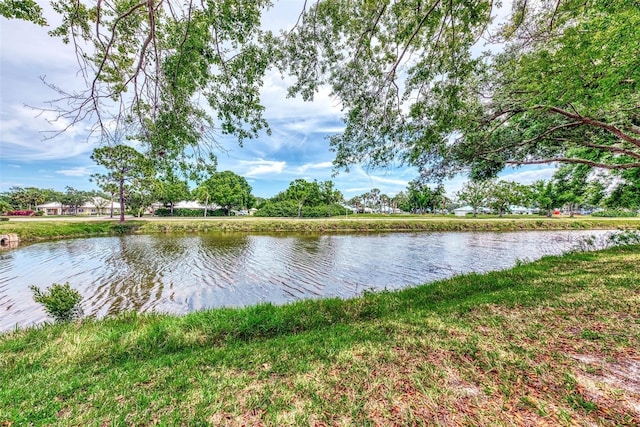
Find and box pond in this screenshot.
[0,230,614,331]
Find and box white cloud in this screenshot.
[0,104,96,161]
[367,175,412,187]
[297,161,333,173]
[280,118,345,134]
[238,159,287,177]
[56,166,94,177]
[342,186,375,195]
[0,6,77,69]
[260,72,343,123]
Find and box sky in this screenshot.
[0,0,556,200]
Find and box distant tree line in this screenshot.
[0,186,110,216]
[454,164,640,218]
[4,161,638,220]
[0,168,257,221]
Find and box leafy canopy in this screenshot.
[278,0,640,180]
[199,170,253,215]
[4,0,639,181]
[3,0,274,178]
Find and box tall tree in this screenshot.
[448,1,640,180]
[200,171,252,216]
[95,182,119,219]
[60,187,89,215]
[155,173,190,216]
[457,180,490,217]
[91,145,154,222]
[486,180,521,218]
[319,180,342,217]
[530,180,560,217]
[604,168,640,210]
[369,188,381,213]
[553,165,591,217]
[392,191,410,213]
[407,181,432,214]
[193,185,213,218]
[7,187,63,212]
[285,179,319,218]
[7,1,637,185]
[431,184,448,214]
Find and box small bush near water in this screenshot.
[30,283,83,323]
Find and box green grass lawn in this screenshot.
[1,245,639,426]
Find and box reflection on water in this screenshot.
[0,230,614,331]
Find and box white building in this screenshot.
[36,197,118,216]
[453,206,475,217]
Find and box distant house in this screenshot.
[453,206,475,217]
[36,197,119,216]
[341,204,358,214]
[37,202,64,216]
[174,200,209,210]
[510,205,535,215]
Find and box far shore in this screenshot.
[1,214,639,244]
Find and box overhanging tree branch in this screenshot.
[540,105,640,148]
[506,157,640,169]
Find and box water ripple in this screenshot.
[0,230,615,331]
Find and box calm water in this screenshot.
[0,230,613,331]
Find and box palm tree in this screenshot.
[194,185,212,218]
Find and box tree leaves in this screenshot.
[199,170,253,215]
[0,0,47,25]
[5,0,639,182]
[279,0,640,180]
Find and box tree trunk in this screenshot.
[118,180,126,223]
[203,195,208,218]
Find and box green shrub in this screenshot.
[591,209,637,217]
[254,200,298,217]
[0,217,8,222]
[154,208,228,217]
[30,283,83,323]
[254,201,348,217]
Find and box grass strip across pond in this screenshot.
[2,215,640,242]
[1,245,639,425]
[0,220,141,242]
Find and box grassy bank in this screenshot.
[1,246,639,425]
[0,220,141,242]
[2,215,640,242]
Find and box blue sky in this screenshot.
[0,1,555,200]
